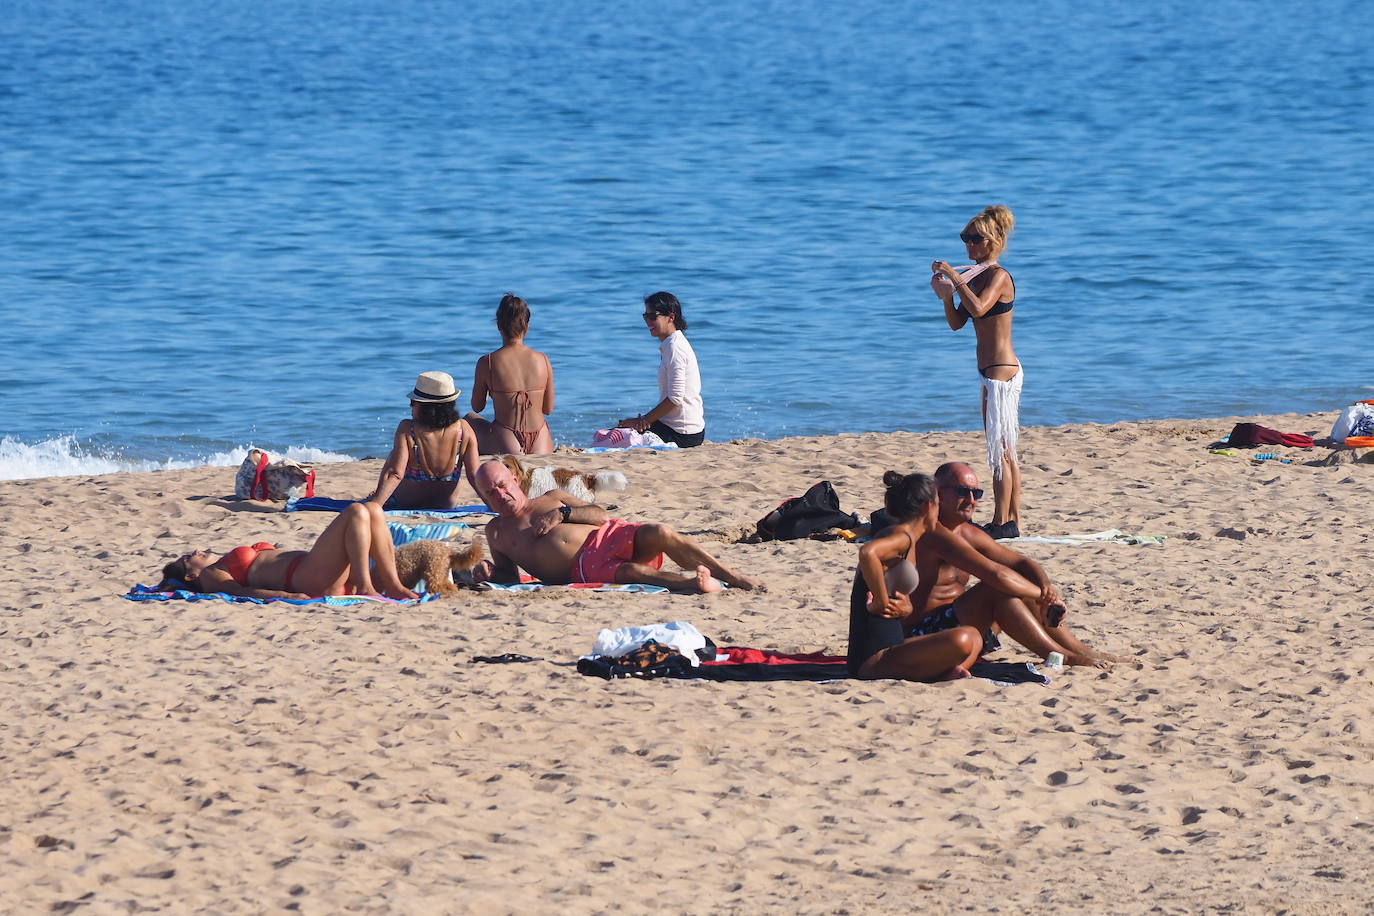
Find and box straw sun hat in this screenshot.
[409,371,460,403]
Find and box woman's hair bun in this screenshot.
[982,204,1015,237]
[882,470,936,521]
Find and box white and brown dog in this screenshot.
[497,455,628,503]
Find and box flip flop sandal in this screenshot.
[470,653,543,664]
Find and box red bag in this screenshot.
[234,449,316,500]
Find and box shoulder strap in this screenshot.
[408,420,436,479]
[250,451,271,501]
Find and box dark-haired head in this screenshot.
[496,293,530,339]
[881,470,936,521]
[643,291,686,331]
[157,557,200,593]
[413,399,460,428]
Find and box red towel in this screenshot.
[704,647,847,666]
[1228,422,1314,448]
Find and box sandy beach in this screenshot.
[2,411,1372,914]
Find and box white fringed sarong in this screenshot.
[982,367,1023,480]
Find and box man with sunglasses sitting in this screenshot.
[903,462,1124,668]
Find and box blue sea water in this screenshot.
[1,0,1371,479]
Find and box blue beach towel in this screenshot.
[478,580,668,594]
[123,584,439,606]
[387,521,470,544]
[285,495,491,518]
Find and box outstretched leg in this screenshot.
[629,523,763,591]
[1041,608,1135,665]
[614,561,723,594]
[953,583,1109,668]
[862,627,982,682]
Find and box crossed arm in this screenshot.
[858,529,916,619]
[933,262,1013,328]
[911,526,1045,613]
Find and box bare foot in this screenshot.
[1066,652,1112,669]
[723,572,765,592]
[364,575,418,600]
[936,664,973,682]
[695,566,724,594]
[1090,649,1139,667]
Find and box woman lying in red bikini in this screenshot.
[157,502,417,600]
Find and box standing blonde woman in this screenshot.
[931,205,1022,538]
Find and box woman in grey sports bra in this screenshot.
[847,471,981,681]
[930,204,1024,539]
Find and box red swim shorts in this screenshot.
[571,519,663,584]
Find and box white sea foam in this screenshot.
[0,436,356,482]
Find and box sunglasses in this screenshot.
[942,484,984,500]
[959,232,988,244]
[643,311,661,320]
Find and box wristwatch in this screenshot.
[558,505,571,521]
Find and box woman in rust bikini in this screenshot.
[466,293,556,455]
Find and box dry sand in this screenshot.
[2,411,1372,914]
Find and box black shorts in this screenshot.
[648,420,705,448]
[907,604,1000,655]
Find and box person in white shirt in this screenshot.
[618,291,705,447]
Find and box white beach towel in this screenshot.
[999,528,1166,546]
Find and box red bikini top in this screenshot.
[223,542,275,585]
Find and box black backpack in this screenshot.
[755,481,860,541]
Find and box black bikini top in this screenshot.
[957,267,1015,319]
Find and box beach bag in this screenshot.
[1226,422,1314,449]
[234,449,316,501]
[755,481,859,541]
[1331,403,1374,441]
